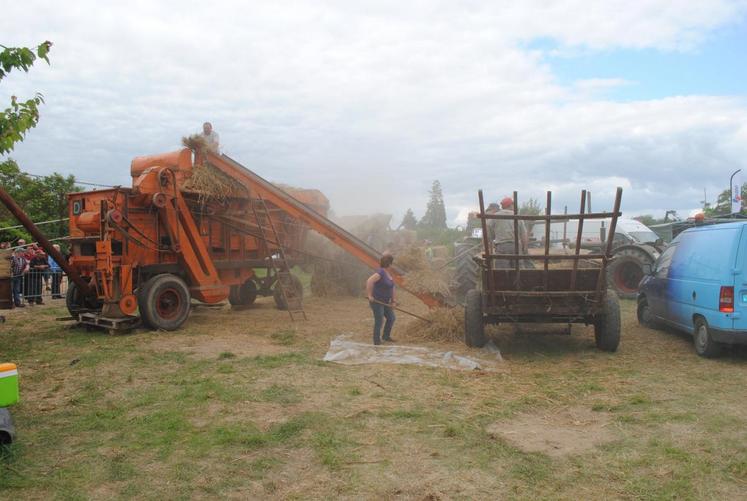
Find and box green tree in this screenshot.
[633,214,657,227]
[399,208,417,230]
[517,197,542,234]
[1,41,52,154]
[0,158,79,244]
[418,180,447,230]
[519,198,542,217]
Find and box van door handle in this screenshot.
[692,291,697,300]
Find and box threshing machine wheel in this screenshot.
[228,279,258,307]
[593,290,621,352]
[452,242,480,305]
[273,274,303,310]
[66,279,102,318]
[464,289,486,348]
[138,274,191,331]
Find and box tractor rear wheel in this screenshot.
[228,279,258,307]
[607,246,655,299]
[274,274,304,310]
[464,289,486,348]
[594,291,621,352]
[138,274,191,331]
[453,242,480,304]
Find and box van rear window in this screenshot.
[670,228,739,281]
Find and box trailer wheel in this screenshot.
[138,274,191,331]
[274,274,303,310]
[694,317,721,358]
[66,279,102,318]
[229,279,258,306]
[464,289,486,348]
[594,291,621,352]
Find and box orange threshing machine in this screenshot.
[0,148,441,331]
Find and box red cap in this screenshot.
[500,197,513,209]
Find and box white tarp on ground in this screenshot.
[323,334,502,371]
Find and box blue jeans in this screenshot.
[12,276,23,306]
[370,301,395,345]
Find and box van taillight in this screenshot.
[719,286,734,313]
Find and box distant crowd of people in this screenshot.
[1,240,65,308]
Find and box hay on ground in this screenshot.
[403,307,464,343]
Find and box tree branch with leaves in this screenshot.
[0,41,52,154]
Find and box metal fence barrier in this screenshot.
[9,271,69,306]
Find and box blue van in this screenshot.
[637,221,747,357]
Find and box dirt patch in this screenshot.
[146,332,289,359]
[487,406,614,457]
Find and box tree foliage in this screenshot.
[633,214,658,227]
[0,41,52,154]
[704,183,746,217]
[418,180,447,230]
[399,208,417,230]
[0,158,80,244]
[519,197,542,233]
[519,198,542,216]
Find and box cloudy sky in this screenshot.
[2,1,747,226]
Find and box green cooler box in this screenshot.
[0,363,19,407]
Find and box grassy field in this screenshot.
[1,293,747,500]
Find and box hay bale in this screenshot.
[403,307,464,343]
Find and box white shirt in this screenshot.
[201,130,220,153]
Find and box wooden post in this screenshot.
[570,190,587,291]
[513,191,520,287]
[595,187,623,295]
[477,190,492,304]
[544,191,551,290]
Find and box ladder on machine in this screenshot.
[250,194,307,321]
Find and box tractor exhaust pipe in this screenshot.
[0,186,94,296]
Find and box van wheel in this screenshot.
[138,274,191,331]
[464,289,486,348]
[636,297,655,327]
[594,291,621,352]
[693,317,721,358]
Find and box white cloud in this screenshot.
[1,1,746,226]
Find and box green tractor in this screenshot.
[452,212,483,304]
